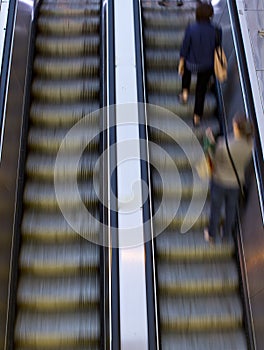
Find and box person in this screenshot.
[178,2,218,127]
[158,0,183,7]
[204,113,254,244]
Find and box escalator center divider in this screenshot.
[134,1,160,350]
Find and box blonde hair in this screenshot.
[233,112,254,141]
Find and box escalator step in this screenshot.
[34,56,100,78]
[19,242,100,275]
[31,78,100,102]
[27,125,99,153]
[35,34,100,56]
[152,169,208,199]
[17,275,99,310]
[147,92,217,118]
[37,16,99,35]
[40,3,100,17]
[144,28,185,48]
[161,330,247,350]
[25,152,99,180]
[30,102,100,127]
[160,294,243,331]
[23,180,99,210]
[15,310,100,348]
[157,260,239,295]
[156,230,234,260]
[21,211,100,243]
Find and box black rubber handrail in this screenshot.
[134,1,159,349]
[107,0,121,349]
[100,0,111,348]
[4,1,42,348]
[0,0,17,159]
[214,56,256,350]
[227,0,264,222]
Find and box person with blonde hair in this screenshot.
[204,113,254,243]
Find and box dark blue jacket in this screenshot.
[180,21,220,72]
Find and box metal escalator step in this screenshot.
[150,142,207,170]
[37,16,99,35]
[147,92,217,118]
[145,48,179,69]
[144,28,185,48]
[153,198,210,230]
[159,294,243,331]
[148,112,220,143]
[31,78,99,102]
[30,101,100,127]
[23,180,99,210]
[146,70,196,94]
[27,126,99,153]
[17,275,99,310]
[156,230,234,260]
[19,241,100,275]
[161,330,248,350]
[21,210,100,243]
[34,56,100,78]
[36,35,100,56]
[142,7,195,29]
[25,152,99,180]
[152,169,208,199]
[40,3,100,17]
[15,310,100,348]
[157,261,239,295]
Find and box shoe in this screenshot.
[193,114,201,127]
[177,0,183,6]
[204,228,214,244]
[178,93,188,104]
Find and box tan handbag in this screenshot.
[214,27,228,83]
[214,45,228,82]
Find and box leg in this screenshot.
[182,64,191,93]
[180,64,191,103]
[223,187,240,238]
[194,69,213,118]
[208,180,225,238]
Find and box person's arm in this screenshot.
[178,26,191,75]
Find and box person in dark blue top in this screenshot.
[178,2,220,126]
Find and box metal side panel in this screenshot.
[0,0,33,348]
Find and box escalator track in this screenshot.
[13,1,103,348]
[141,1,248,349]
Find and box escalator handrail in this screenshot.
[0,0,17,161]
[215,63,257,350]
[4,0,42,348]
[227,0,264,224]
[106,0,121,349]
[100,0,111,348]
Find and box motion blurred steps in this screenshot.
[17,275,99,310]
[21,211,99,243]
[14,0,102,349]
[157,260,239,294]
[25,152,99,180]
[142,1,248,348]
[34,56,100,78]
[30,102,100,126]
[156,230,235,260]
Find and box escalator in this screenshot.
[12,0,103,348]
[141,1,248,348]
